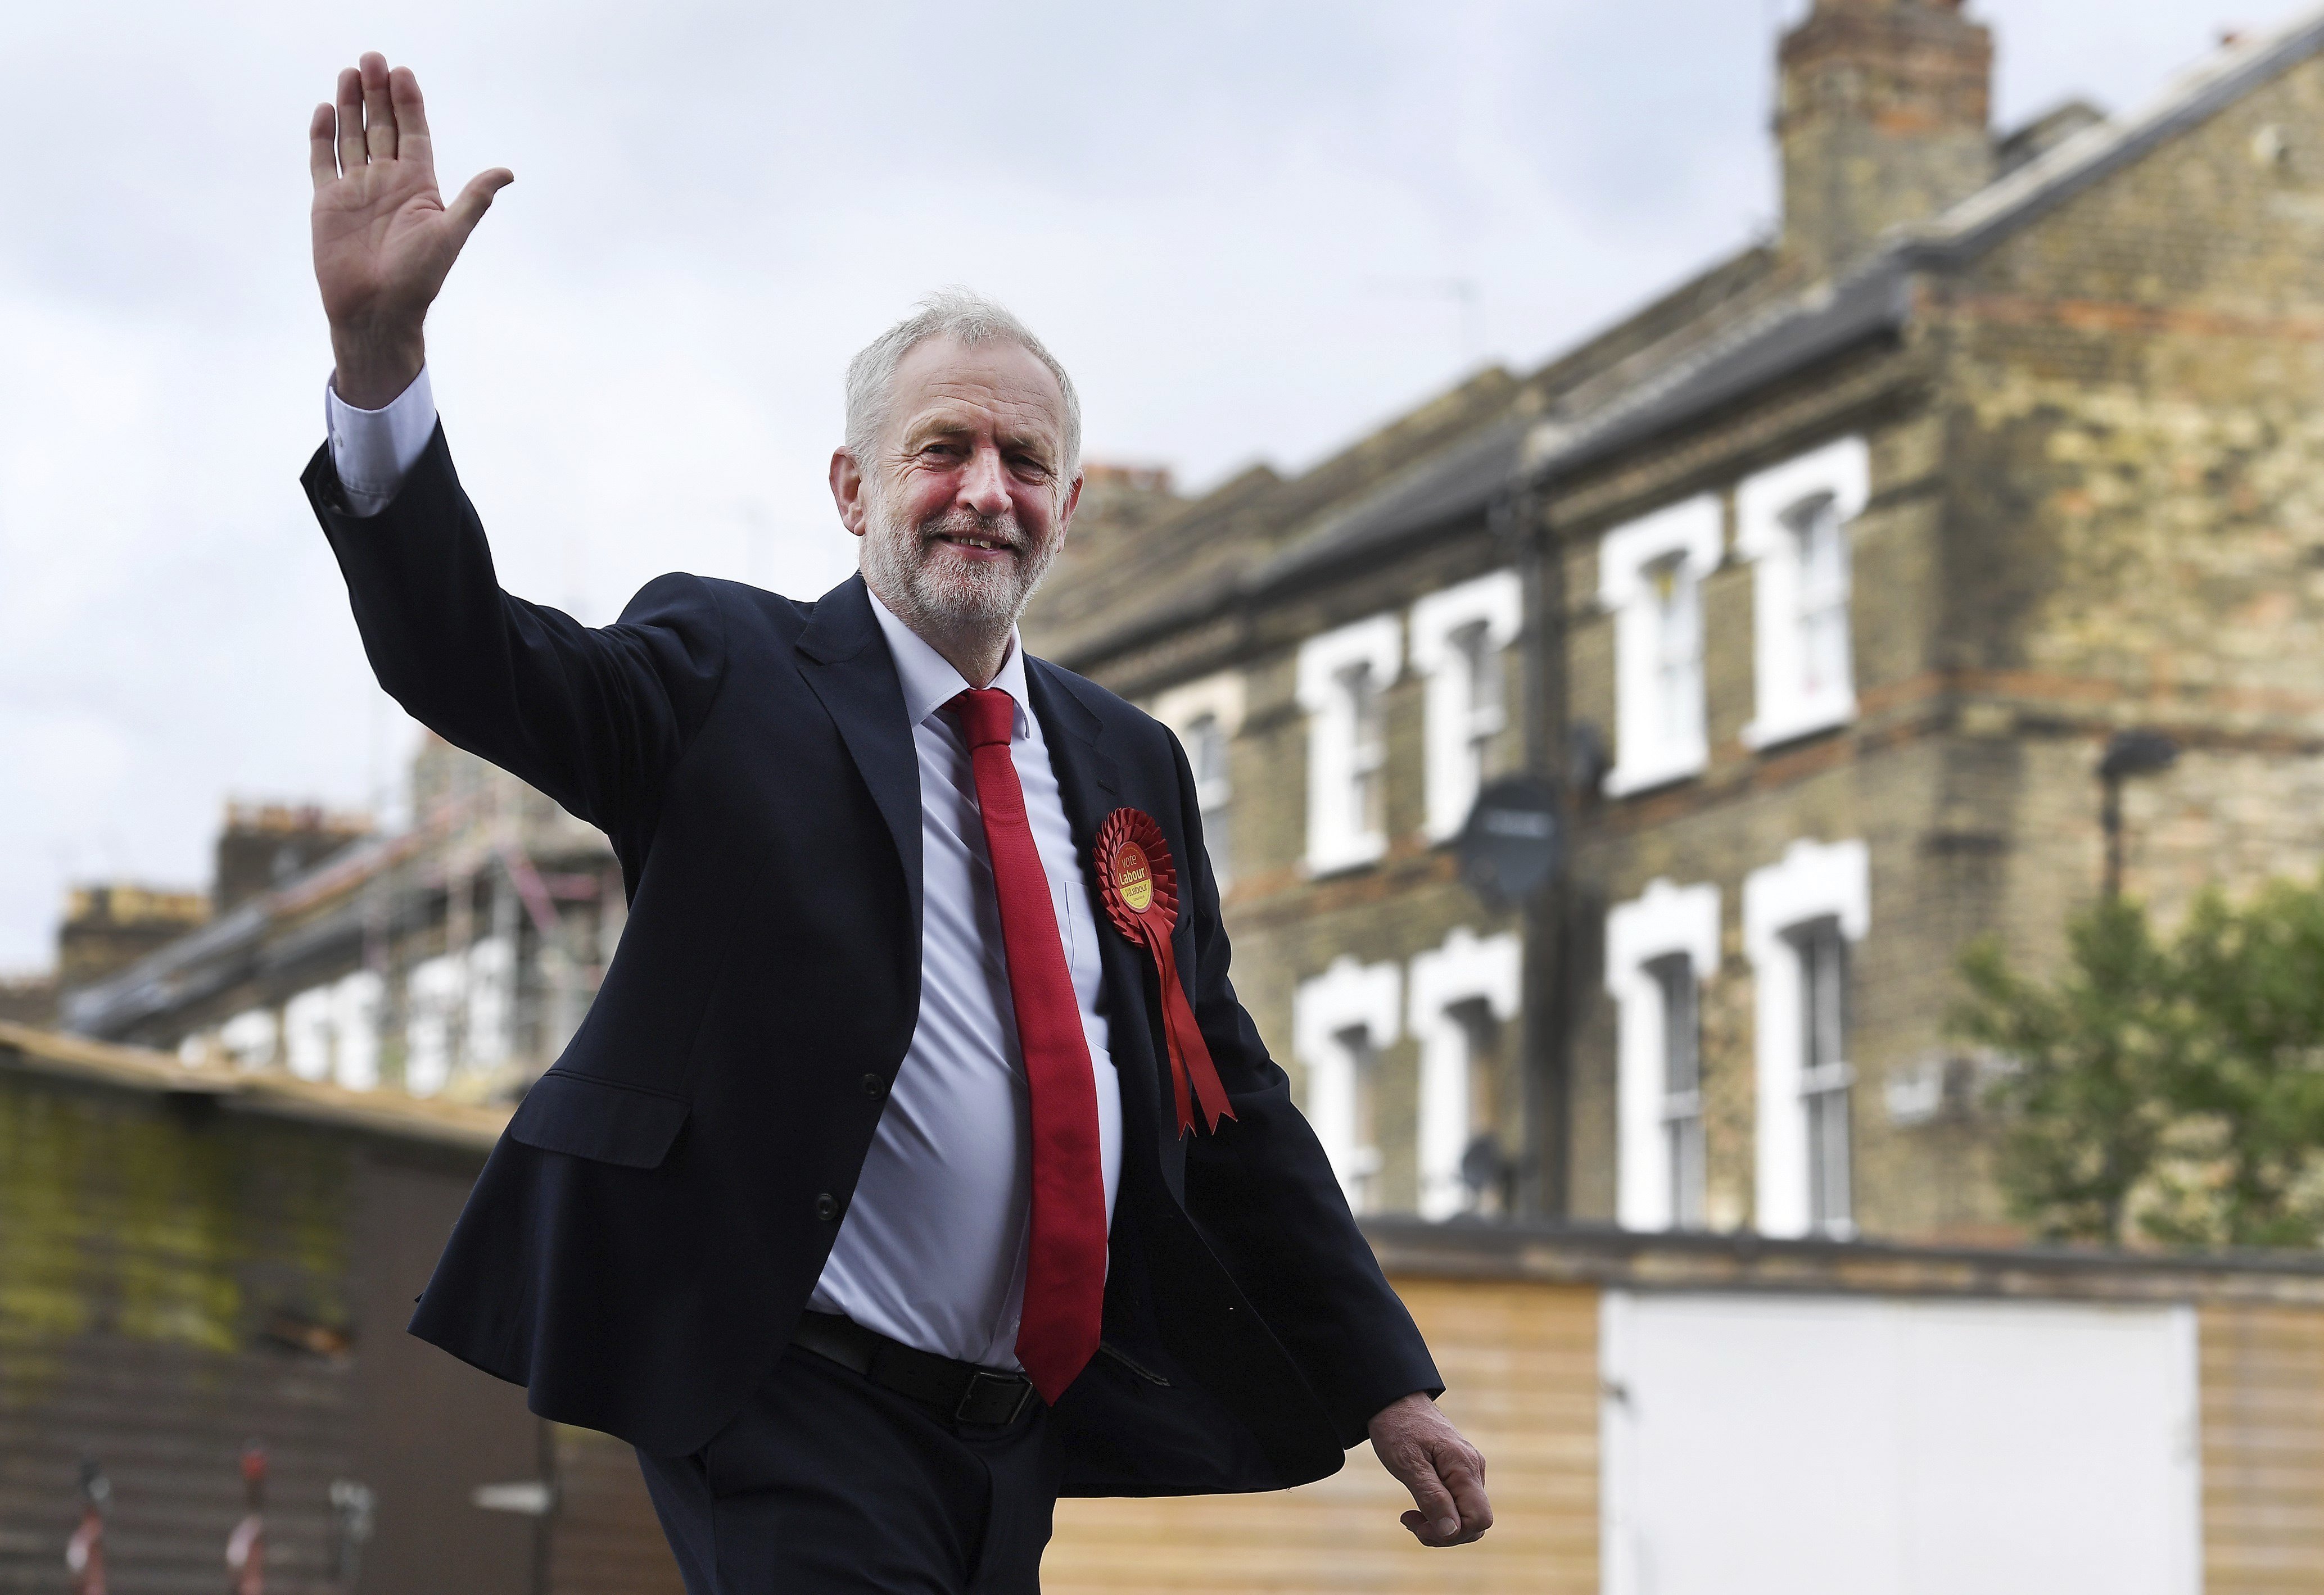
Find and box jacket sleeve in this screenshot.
[1164,733,1444,1447]
[302,425,729,837]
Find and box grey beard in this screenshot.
[860,499,1061,645]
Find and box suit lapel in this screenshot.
[795,576,924,935]
[1028,660,1183,1202]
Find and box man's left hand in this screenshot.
[1367,1392,1491,1547]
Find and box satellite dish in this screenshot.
[1456,775,1561,908]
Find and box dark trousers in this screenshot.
[635,1345,1064,1593]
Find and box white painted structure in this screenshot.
[1600,496,1723,797]
[1738,434,1868,750]
[1600,1291,2203,1595]
[329,970,384,1091]
[404,953,466,1098]
[1409,570,1522,841]
[1295,615,1402,873]
[1405,927,1521,1219]
[1149,670,1246,886]
[1292,954,1401,1212]
[1605,878,1722,1231]
[1744,837,1871,1238]
[465,935,515,1070]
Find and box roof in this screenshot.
[0,1019,512,1153]
[1042,4,2324,673]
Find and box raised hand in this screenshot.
[309,53,512,408]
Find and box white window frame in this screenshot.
[1599,497,1722,796]
[218,1007,279,1072]
[1410,571,1522,842]
[1744,837,1871,1239]
[284,985,333,1082]
[1606,878,1722,1231]
[331,970,385,1092]
[1406,927,1522,1220]
[466,935,516,1071]
[1150,672,1246,890]
[404,953,467,1098]
[1296,615,1401,873]
[1293,955,1402,1212]
[1738,436,1868,749]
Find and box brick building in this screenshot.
[63,738,622,1107]
[1024,0,2324,1242]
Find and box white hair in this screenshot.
[843,287,1083,483]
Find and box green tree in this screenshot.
[1953,897,2190,1245]
[2167,881,2324,1247]
[1955,877,2324,1249]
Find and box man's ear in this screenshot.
[1057,470,1084,541]
[830,448,870,538]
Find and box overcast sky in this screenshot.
[0,0,2285,971]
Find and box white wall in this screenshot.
[1599,1292,2201,1595]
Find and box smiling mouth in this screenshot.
[934,532,1015,554]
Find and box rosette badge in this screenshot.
[1094,809,1235,1136]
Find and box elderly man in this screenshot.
[304,53,1491,1594]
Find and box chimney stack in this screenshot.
[1778,0,1995,278]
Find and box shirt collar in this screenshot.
[865,586,1031,740]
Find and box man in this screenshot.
[304,53,1491,1593]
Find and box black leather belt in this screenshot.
[790,1310,1040,1428]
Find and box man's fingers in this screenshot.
[335,67,367,173]
[446,169,517,243]
[1399,1459,1462,1542]
[1441,1453,1494,1541]
[360,52,396,161]
[388,66,433,173]
[308,103,339,191]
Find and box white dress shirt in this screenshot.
[327,370,1124,1370]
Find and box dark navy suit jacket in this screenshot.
[302,428,1440,1493]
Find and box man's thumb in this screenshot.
[1403,1464,1458,1537]
[447,169,516,241]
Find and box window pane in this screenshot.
[1344,663,1385,835]
[1187,713,1228,790]
[1792,918,1852,1231]
[1648,953,1706,1229]
[1650,556,1701,745]
[1336,1023,1383,1213]
[1651,955,1701,1095]
[1791,494,1851,700]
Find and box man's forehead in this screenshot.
[891,338,1064,439]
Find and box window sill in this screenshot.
[1303,839,1388,879]
[1742,698,1856,753]
[1603,752,1706,799]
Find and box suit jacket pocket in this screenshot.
[507,1070,690,1168]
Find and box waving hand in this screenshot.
[309,53,512,408]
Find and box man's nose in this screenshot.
[957,447,1012,518]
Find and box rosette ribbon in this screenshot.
[1094,808,1236,1137]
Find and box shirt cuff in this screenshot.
[324,364,438,517]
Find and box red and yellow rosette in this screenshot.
[1095,808,1236,1137]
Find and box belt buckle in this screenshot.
[956,1371,1035,1426]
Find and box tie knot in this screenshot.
[950,687,1016,750]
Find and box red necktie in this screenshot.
[951,687,1106,1403]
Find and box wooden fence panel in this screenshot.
[1046,1278,1599,1594]
[2202,1303,2324,1595]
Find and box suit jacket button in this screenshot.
[814,1193,840,1222]
[862,1073,887,1099]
